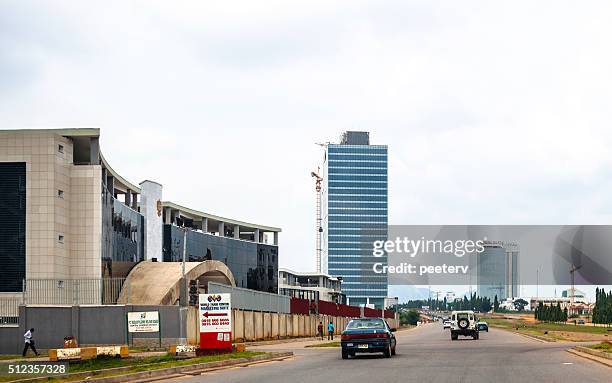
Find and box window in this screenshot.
[346,318,386,329]
[57,190,64,199]
[58,144,64,153]
[58,234,64,243]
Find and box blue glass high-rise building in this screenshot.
[322,131,388,308]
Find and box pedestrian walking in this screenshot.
[327,321,335,341]
[317,321,324,340]
[22,328,39,357]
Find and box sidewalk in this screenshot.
[0,351,167,365]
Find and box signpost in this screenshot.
[127,311,161,347]
[199,293,232,351]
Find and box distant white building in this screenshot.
[384,297,399,309]
[530,296,593,316]
[445,291,456,302]
[278,268,345,303]
[561,288,587,303]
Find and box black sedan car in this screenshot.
[340,318,397,359]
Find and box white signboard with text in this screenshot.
[127,311,160,333]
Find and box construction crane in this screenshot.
[311,168,323,273]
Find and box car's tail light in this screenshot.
[341,333,388,340]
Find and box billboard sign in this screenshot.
[199,293,232,350]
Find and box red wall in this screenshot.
[289,298,395,320]
[318,300,361,317]
[290,297,310,315]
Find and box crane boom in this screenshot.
[311,169,323,272]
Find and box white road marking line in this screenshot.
[563,362,573,365]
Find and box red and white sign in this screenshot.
[199,293,232,350]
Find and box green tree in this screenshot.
[592,288,612,325]
[514,298,528,311]
[493,295,499,312]
[400,309,420,326]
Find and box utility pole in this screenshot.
[536,268,539,300]
[180,227,187,346]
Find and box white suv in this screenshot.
[450,310,479,340]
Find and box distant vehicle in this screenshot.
[340,318,397,359]
[476,321,488,332]
[577,319,585,325]
[443,320,452,329]
[450,310,479,340]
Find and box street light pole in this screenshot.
[179,226,188,345]
[182,227,187,282]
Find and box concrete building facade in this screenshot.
[0,128,280,302]
[0,129,104,292]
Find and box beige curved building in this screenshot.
[117,260,236,305]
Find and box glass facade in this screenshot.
[162,224,278,293]
[476,243,519,300]
[101,187,145,278]
[323,139,388,308]
[0,162,26,292]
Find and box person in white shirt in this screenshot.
[22,328,39,357]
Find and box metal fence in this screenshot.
[0,278,127,309]
[1,278,127,325]
[23,278,126,305]
[0,297,20,326]
[207,282,291,313]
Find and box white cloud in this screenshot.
[1,1,612,290]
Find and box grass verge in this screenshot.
[485,317,611,341]
[0,351,265,383]
[588,342,612,353]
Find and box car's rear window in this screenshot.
[346,319,386,329]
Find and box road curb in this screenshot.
[7,352,294,383]
[493,327,554,343]
[567,348,612,368]
[514,332,555,343]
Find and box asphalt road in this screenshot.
[166,324,610,383]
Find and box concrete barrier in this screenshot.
[263,313,271,339]
[254,312,264,340]
[183,307,400,345]
[168,344,198,354]
[271,313,279,339]
[285,313,292,337]
[233,309,244,342]
[244,310,254,341]
[292,315,299,337]
[298,315,305,336]
[49,345,128,361]
[187,307,199,345]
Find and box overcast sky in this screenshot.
[2,1,612,300]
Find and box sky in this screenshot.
[1,1,612,301]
